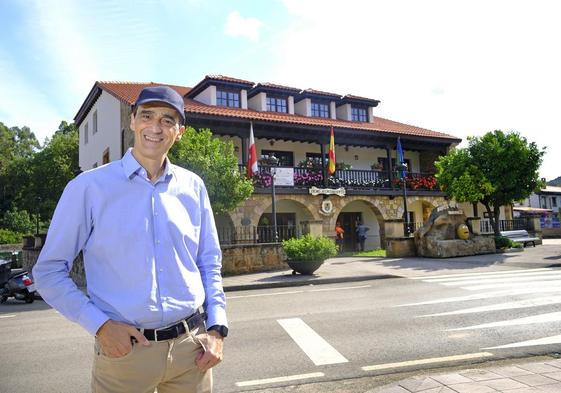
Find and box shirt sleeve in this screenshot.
[196,183,227,328]
[32,177,109,336]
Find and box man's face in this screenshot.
[130,103,185,162]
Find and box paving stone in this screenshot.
[430,373,473,385]
[488,366,534,378]
[500,388,540,392]
[369,385,411,393]
[481,377,529,391]
[459,369,503,381]
[541,371,561,382]
[543,359,561,369]
[420,387,457,393]
[511,374,558,387]
[535,383,561,392]
[517,362,561,374]
[446,382,497,393]
[398,376,443,392]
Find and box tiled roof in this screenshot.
[301,88,342,98]
[98,81,190,105]
[258,82,301,93]
[83,81,460,141]
[204,75,254,86]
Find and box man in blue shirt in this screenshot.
[33,86,227,393]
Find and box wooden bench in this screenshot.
[500,230,539,247]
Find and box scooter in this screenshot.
[0,259,36,304]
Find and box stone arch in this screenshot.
[331,197,386,250]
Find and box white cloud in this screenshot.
[268,0,561,180]
[224,11,264,42]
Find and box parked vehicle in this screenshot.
[0,259,35,304]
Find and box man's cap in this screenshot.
[134,86,186,125]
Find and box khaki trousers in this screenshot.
[91,327,212,393]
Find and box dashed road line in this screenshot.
[362,352,494,371]
[484,335,561,350]
[235,372,325,387]
[278,318,348,366]
[0,314,17,319]
[449,311,561,331]
[410,268,553,280]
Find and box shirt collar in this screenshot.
[121,148,175,181]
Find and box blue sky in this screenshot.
[1,0,560,180]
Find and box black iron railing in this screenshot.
[480,218,531,234]
[217,225,305,245]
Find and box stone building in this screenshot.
[75,75,507,251]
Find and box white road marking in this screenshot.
[0,314,17,319]
[463,279,561,291]
[450,311,561,331]
[419,295,561,317]
[227,290,304,299]
[440,273,561,287]
[396,287,561,307]
[361,352,493,371]
[484,335,561,349]
[309,284,371,292]
[278,318,348,366]
[235,372,325,387]
[421,268,556,282]
[410,268,553,280]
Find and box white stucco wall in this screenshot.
[79,91,122,170]
[368,107,374,123]
[241,90,248,109]
[336,104,352,121]
[294,98,311,116]
[193,86,216,105]
[288,96,295,114]
[248,93,266,111]
[330,102,336,119]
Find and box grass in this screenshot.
[338,249,386,257]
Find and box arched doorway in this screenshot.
[406,200,435,233]
[336,200,382,251]
[257,198,315,242]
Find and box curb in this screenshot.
[223,274,400,292]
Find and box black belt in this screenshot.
[141,311,206,341]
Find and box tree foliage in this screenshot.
[435,130,545,235]
[168,127,253,214]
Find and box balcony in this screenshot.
[239,164,440,193]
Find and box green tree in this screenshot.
[435,130,545,236]
[18,122,80,222]
[0,122,40,215]
[169,127,253,213]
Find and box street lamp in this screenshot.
[267,153,280,243]
[397,162,410,236]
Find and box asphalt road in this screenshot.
[3,265,561,392]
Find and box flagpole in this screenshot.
[397,137,410,236]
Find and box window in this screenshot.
[266,96,287,113]
[305,152,328,167]
[311,101,329,118]
[351,107,367,122]
[217,89,240,108]
[261,150,294,167]
[102,148,110,164]
[93,110,98,134]
[553,197,558,207]
[84,123,89,144]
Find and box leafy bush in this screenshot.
[1,207,34,234]
[494,235,513,249]
[0,229,24,245]
[282,234,337,262]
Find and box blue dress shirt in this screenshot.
[33,149,227,336]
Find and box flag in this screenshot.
[248,122,258,177]
[396,137,406,178]
[328,126,336,176]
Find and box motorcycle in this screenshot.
[0,259,36,304]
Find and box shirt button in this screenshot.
[159,268,164,272]
[154,211,158,216]
[156,240,160,244]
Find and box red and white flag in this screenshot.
[247,122,258,177]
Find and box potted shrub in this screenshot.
[282,234,338,275]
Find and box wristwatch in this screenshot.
[207,325,228,338]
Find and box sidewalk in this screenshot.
[222,239,561,292]
[223,240,561,392]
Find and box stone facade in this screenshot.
[222,244,285,275]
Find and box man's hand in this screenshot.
[195,330,224,371]
[96,320,150,358]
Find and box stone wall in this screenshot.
[222,243,285,275]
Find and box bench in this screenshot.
[500,230,539,247]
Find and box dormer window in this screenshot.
[311,100,330,118]
[266,96,287,113]
[217,88,240,108]
[351,106,367,122]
